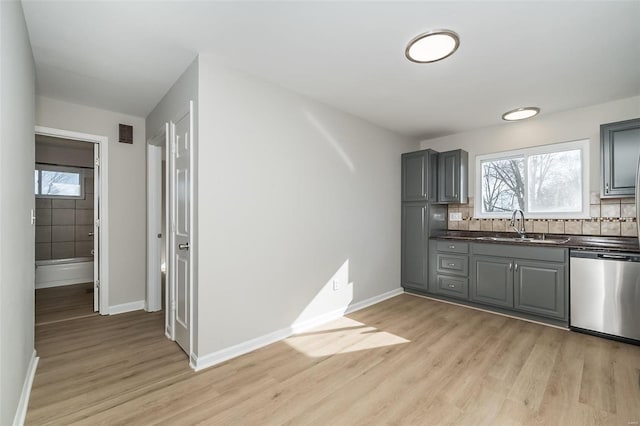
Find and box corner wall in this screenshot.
[0,1,36,424]
[196,55,418,359]
[36,97,146,307]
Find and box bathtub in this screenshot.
[35,257,94,289]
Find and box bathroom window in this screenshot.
[34,164,84,199]
[475,139,589,219]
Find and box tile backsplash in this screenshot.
[447,193,638,237]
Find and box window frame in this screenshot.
[34,163,86,200]
[474,139,590,219]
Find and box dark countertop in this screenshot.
[431,230,640,253]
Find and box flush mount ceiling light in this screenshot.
[502,107,541,121]
[405,29,460,63]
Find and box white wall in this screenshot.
[196,55,418,357]
[36,97,146,307]
[0,1,36,424]
[420,96,640,193]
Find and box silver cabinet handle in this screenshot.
[88,232,94,236]
[449,245,455,249]
[515,263,518,271]
[448,263,456,267]
[178,243,189,250]
[448,284,456,288]
[509,262,512,271]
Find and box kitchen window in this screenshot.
[475,139,589,219]
[34,164,85,199]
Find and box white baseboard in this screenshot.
[108,300,145,315]
[13,350,39,426]
[192,287,403,372]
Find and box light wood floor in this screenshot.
[35,282,96,326]
[27,294,640,425]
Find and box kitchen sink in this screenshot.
[475,236,569,244]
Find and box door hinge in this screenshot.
[95,158,100,167]
[171,300,176,311]
[95,219,101,228]
[95,279,100,288]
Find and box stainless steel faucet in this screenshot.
[510,209,526,238]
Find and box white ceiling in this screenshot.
[22,1,640,139]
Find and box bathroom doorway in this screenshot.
[34,126,109,324]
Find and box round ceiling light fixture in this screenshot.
[502,107,540,121]
[405,29,460,63]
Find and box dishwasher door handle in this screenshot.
[597,253,632,261]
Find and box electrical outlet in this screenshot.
[332,280,340,291]
[449,212,462,221]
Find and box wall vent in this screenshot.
[119,124,133,144]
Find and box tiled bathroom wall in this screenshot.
[447,193,638,237]
[35,175,95,260]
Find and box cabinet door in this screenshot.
[402,150,438,202]
[471,256,513,308]
[514,260,566,319]
[402,202,428,290]
[438,149,468,203]
[601,118,640,198]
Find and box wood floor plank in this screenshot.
[26,292,640,425]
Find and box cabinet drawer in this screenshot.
[436,254,468,276]
[436,275,469,299]
[435,241,469,254]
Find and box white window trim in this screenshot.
[35,163,86,200]
[474,139,590,219]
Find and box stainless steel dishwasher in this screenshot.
[570,250,640,343]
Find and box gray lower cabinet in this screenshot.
[421,240,568,323]
[470,247,567,319]
[401,202,428,291]
[471,256,514,308]
[431,241,469,299]
[514,260,565,319]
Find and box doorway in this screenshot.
[147,101,194,358]
[34,126,109,321]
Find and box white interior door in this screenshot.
[93,143,100,312]
[172,106,191,354]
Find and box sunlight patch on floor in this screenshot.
[285,317,410,357]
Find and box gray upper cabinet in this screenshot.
[401,202,428,291]
[402,149,438,202]
[601,118,640,198]
[471,256,514,308]
[438,149,468,204]
[514,260,566,319]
